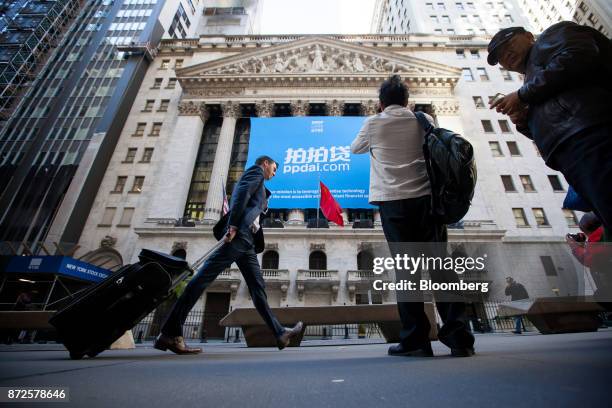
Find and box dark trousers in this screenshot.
[549,122,612,232]
[161,237,284,338]
[379,195,474,349]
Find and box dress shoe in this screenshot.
[154,334,202,355]
[512,331,522,334]
[388,342,434,357]
[276,321,304,350]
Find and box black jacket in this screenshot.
[213,165,270,253]
[505,282,529,301]
[517,21,612,163]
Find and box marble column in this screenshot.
[203,101,240,221]
[361,99,378,116]
[148,101,208,220]
[327,99,344,117]
[287,100,309,223]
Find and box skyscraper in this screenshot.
[0,0,206,255]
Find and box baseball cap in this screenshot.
[487,27,527,65]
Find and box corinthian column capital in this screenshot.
[256,100,274,117]
[221,101,241,118]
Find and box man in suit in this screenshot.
[155,156,303,354]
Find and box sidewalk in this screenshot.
[1,329,610,407]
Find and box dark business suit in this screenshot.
[161,165,284,339]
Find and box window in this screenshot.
[143,100,154,112]
[442,15,450,23]
[141,148,154,163]
[175,59,183,69]
[262,251,279,269]
[426,2,434,10]
[540,256,557,276]
[501,175,516,192]
[151,78,162,89]
[112,176,127,193]
[434,29,443,34]
[456,49,466,58]
[124,148,137,163]
[507,141,521,156]
[118,207,135,226]
[461,14,469,23]
[158,99,169,112]
[489,141,503,156]
[462,68,474,81]
[160,59,170,69]
[520,175,536,192]
[456,2,464,10]
[167,78,177,89]
[504,14,514,23]
[99,207,116,226]
[513,208,529,227]
[500,68,512,80]
[467,2,474,9]
[477,67,489,81]
[498,120,511,133]
[470,49,480,59]
[473,96,485,108]
[130,176,145,193]
[532,208,549,226]
[579,1,588,13]
[437,2,446,10]
[548,175,564,191]
[309,251,327,270]
[133,123,146,137]
[149,122,162,136]
[481,120,494,132]
[473,14,481,23]
[563,209,578,227]
[447,28,455,34]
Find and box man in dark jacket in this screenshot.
[155,156,303,354]
[488,22,612,234]
[505,277,529,334]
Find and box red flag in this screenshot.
[319,181,344,226]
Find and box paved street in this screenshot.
[1,330,611,408]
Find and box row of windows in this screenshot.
[132,122,162,137]
[501,174,565,193]
[481,119,511,133]
[100,207,135,227]
[108,22,147,31]
[489,141,521,157]
[473,94,513,110]
[429,14,513,24]
[122,147,154,163]
[112,176,145,194]
[462,67,490,81]
[512,208,577,228]
[142,99,170,112]
[116,9,153,18]
[159,59,183,70]
[425,2,508,11]
[151,77,178,89]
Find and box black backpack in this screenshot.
[414,112,477,224]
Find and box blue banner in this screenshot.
[5,256,112,283]
[247,116,373,208]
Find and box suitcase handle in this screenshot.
[188,240,225,272]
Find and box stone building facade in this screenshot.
[75,33,588,338]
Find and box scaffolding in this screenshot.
[0,0,82,121]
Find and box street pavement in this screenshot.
[0,330,611,408]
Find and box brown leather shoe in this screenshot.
[276,321,304,350]
[154,334,202,355]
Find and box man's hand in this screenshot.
[490,91,526,116]
[509,106,529,127]
[225,226,238,243]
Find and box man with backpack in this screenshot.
[351,75,475,357]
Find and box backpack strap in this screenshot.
[414,111,434,134]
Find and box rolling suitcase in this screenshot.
[49,241,224,359]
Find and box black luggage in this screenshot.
[49,244,222,360]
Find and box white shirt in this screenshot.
[351,105,433,203]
